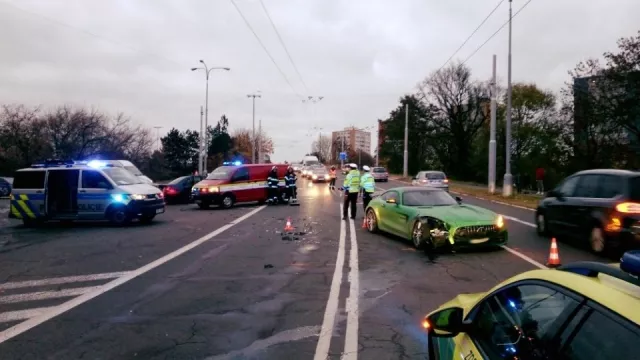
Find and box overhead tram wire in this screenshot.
[258,0,309,94]
[462,0,534,65]
[229,0,303,99]
[0,0,183,68]
[417,0,505,98]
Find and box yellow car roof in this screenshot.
[486,264,640,325]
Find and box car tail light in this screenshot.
[157,192,164,199]
[164,186,178,195]
[616,202,640,213]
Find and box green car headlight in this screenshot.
[496,215,505,229]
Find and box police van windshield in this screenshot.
[124,165,143,176]
[207,167,233,180]
[305,161,320,166]
[103,167,143,185]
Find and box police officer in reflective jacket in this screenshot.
[360,165,375,211]
[284,166,297,202]
[267,166,280,204]
[342,163,360,220]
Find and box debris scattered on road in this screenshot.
[264,264,274,269]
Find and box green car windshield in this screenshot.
[402,190,457,206]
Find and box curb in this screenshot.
[388,178,535,212]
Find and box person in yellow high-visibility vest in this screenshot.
[342,163,360,220]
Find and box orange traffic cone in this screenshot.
[546,238,561,268]
[284,217,293,232]
[361,217,368,229]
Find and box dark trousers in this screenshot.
[287,186,297,199]
[362,191,372,211]
[329,178,336,187]
[343,192,358,219]
[268,186,279,201]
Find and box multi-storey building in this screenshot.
[331,127,371,158]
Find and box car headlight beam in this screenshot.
[496,215,504,228]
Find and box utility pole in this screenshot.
[258,119,262,163]
[191,61,230,171]
[341,133,345,168]
[153,126,162,151]
[503,0,514,196]
[489,55,497,194]
[247,93,261,163]
[199,106,204,174]
[403,103,409,177]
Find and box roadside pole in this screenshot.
[489,55,497,194]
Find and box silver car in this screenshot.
[309,167,330,182]
[411,171,449,191]
[371,167,389,182]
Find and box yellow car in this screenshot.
[422,250,640,360]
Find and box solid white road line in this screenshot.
[502,215,536,228]
[313,204,347,360]
[0,271,132,290]
[0,205,267,344]
[342,216,360,359]
[501,246,546,269]
[0,307,54,324]
[0,286,103,304]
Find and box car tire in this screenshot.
[536,212,549,236]
[412,221,429,250]
[109,206,131,226]
[589,225,606,254]
[366,208,379,233]
[220,194,235,209]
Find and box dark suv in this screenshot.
[536,169,640,254]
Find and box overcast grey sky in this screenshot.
[1,0,639,162]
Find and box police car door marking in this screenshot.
[78,203,104,211]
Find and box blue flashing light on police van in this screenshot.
[111,194,125,203]
[223,161,243,166]
[87,160,107,168]
[620,250,640,277]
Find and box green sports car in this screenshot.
[365,187,507,251]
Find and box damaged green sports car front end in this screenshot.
[365,186,508,250]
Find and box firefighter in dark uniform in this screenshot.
[284,166,297,202]
[267,166,280,204]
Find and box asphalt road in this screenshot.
[0,176,604,359]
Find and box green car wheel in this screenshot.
[366,208,379,233]
[412,221,428,250]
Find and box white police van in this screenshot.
[8,160,165,226]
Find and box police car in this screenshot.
[8,159,165,226]
[423,251,640,359]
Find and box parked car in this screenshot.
[158,175,203,204]
[364,187,507,251]
[411,171,449,191]
[423,251,640,360]
[371,167,389,182]
[536,169,640,254]
[0,177,12,197]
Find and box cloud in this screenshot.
[0,0,638,162]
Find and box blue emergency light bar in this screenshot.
[620,250,640,278]
[31,159,75,168]
[223,161,243,166]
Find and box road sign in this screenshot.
[339,152,347,161]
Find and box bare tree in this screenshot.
[419,62,490,178]
[311,134,332,163]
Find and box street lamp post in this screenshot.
[503,0,514,197]
[489,55,497,194]
[403,103,409,178]
[191,61,230,173]
[247,93,262,163]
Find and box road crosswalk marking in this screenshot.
[0,271,131,290]
[0,271,131,325]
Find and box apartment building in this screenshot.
[331,127,371,157]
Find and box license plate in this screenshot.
[156,208,164,214]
